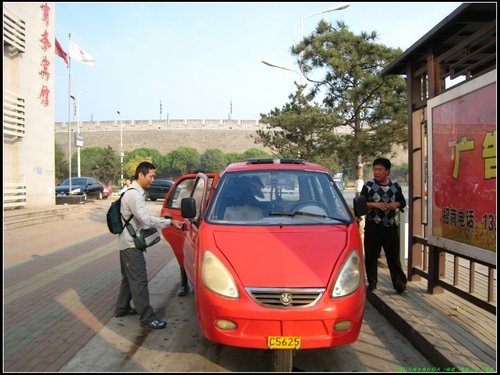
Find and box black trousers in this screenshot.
[364,221,407,291]
[115,247,157,324]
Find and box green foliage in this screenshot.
[55,142,68,183]
[259,19,408,180]
[80,146,120,185]
[258,84,338,162]
[240,148,273,160]
[125,155,153,180]
[200,149,228,172]
[165,147,201,176]
[55,142,271,186]
[126,147,164,170]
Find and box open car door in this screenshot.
[160,172,219,268]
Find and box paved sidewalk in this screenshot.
[3,203,497,372]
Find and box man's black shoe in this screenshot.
[396,287,407,294]
[114,307,138,317]
[177,285,189,297]
[141,319,167,329]
[368,284,378,292]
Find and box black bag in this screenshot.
[106,188,136,234]
[125,225,160,251]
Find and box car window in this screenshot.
[167,178,195,209]
[206,170,352,225]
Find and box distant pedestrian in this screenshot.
[114,161,183,329]
[119,178,132,194]
[360,157,407,294]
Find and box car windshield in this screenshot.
[206,170,352,225]
[60,178,87,186]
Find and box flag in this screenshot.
[55,38,68,65]
[68,39,95,66]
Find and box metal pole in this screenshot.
[76,89,87,178]
[117,111,123,184]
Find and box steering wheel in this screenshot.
[290,201,328,215]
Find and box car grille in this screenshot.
[246,287,325,308]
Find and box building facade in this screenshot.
[4,2,57,208]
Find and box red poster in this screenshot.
[431,82,496,252]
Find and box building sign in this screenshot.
[75,133,83,147]
[427,70,496,265]
[38,2,52,107]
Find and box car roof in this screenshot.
[223,158,328,173]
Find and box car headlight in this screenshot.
[201,250,239,298]
[70,188,81,194]
[331,250,362,298]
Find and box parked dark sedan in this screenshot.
[146,179,173,201]
[55,177,104,201]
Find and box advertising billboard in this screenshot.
[427,70,496,265]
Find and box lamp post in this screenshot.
[261,60,302,75]
[116,110,123,185]
[76,89,87,177]
[298,3,350,84]
[264,2,350,83]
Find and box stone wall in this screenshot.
[54,120,269,157]
[54,119,407,164]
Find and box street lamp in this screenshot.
[264,2,350,83]
[75,89,87,177]
[298,3,350,84]
[261,60,302,75]
[116,110,123,185]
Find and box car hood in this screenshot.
[56,184,84,192]
[212,226,348,288]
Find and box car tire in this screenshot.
[272,349,294,372]
[98,191,103,200]
[83,192,87,201]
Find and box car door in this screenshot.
[161,172,218,278]
[161,174,198,268]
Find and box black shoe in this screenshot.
[114,307,138,317]
[177,285,189,297]
[141,319,167,329]
[396,286,407,294]
[368,284,378,292]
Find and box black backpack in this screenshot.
[106,188,136,234]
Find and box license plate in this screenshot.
[267,336,301,349]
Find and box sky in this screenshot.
[54,2,463,123]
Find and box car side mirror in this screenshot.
[353,195,367,217]
[181,197,196,219]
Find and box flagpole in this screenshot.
[68,33,72,193]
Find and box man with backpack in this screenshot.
[114,161,183,329]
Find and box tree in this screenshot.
[240,148,273,160]
[124,155,153,179]
[165,147,200,177]
[55,142,68,183]
[125,147,164,170]
[94,146,120,185]
[293,20,408,190]
[200,149,228,172]
[257,83,342,171]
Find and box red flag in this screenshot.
[55,38,69,65]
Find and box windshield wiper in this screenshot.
[269,211,350,223]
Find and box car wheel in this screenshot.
[98,191,103,200]
[272,349,294,372]
[83,192,87,201]
[150,197,157,201]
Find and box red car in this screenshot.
[161,159,366,371]
[102,185,113,199]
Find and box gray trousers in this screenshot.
[115,247,157,324]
